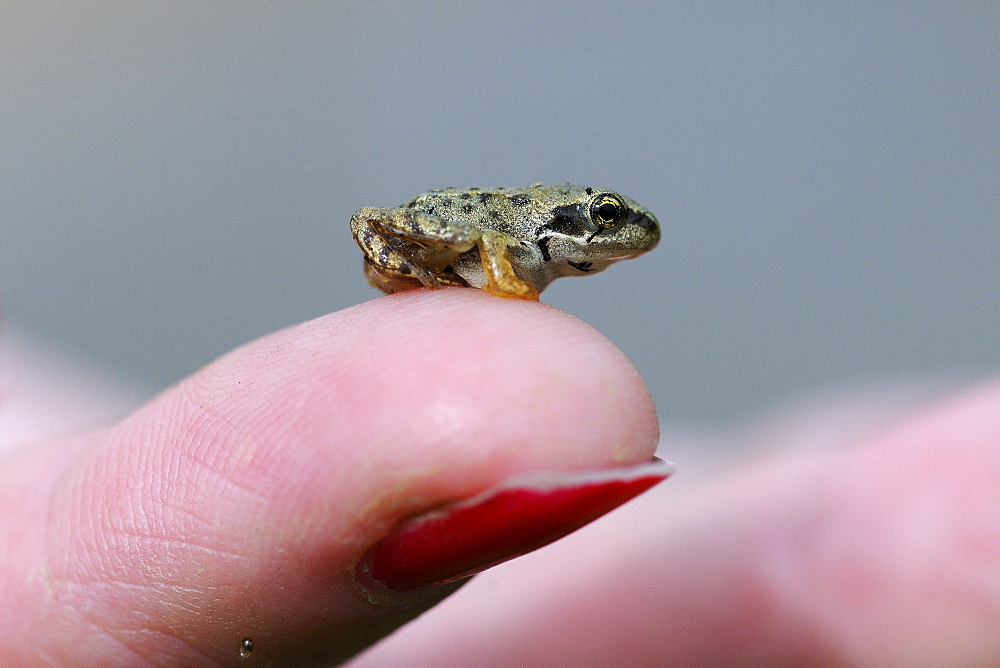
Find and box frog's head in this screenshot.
[538,187,660,278]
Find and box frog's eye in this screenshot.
[589,193,627,229]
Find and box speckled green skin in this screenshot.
[351,184,660,299]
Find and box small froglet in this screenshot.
[351,184,660,300]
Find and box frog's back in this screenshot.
[403,184,591,238]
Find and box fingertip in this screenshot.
[333,288,661,475]
[185,287,659,480]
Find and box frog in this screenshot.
[350,183,660,300]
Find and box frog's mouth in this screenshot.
[546,235,649,267]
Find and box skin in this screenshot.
[2,289,998,665]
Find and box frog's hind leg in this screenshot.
[351,206,475,293]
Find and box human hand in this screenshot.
[0,289,665,664]
[6,290,996,666]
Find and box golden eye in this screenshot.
[590,193,626,228]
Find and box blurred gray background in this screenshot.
[2,3,996,424]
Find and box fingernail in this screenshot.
[360,459,675,591]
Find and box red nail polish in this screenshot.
[362,459,674,591]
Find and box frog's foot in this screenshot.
[477,230,541,301]
[363,260,420,293]
[363,260,468,294]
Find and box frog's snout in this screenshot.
[630,210,660,245]
[632,211,658,230]
[639,213,661,252]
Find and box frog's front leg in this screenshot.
[477,230,540,300]
[351,207,477,293]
